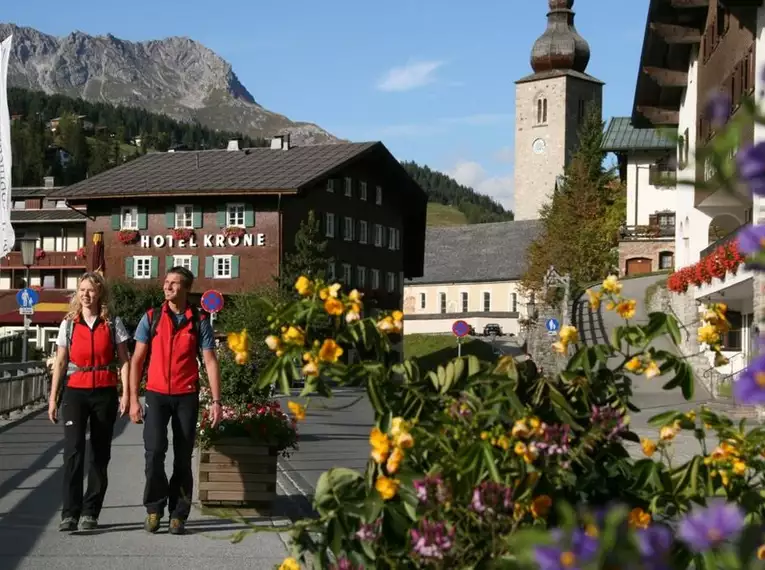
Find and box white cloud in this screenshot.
[448,159,515,212]
[376,60,445,92]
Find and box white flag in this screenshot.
[0,34,13,258]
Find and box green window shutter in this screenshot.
[166,256,174,271]
[150,256,159,278]
[216,204,226,228]
[205,256,214,278]
[231,255,240,278]
[244,204,255,227]
[137,206,148,230]
[191,255,199,277]
[165,205,175,228]
[192,205,203,228]
[125,257,134,278]
[111,208,121,230]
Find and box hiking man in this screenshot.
[128,266,222,535]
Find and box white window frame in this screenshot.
[173,254,193,271]
[325,213,335,238]
[388,227,396,250]
[461,291,469,313]
[483,291,491,312]
[420,292,426,310]
[121,206,138,230]
[175,204,194,228]
[213,254,233,279]
[344,216,354,241]
[327,261,336,281]
[357,266,367,287]
[345,177,353,197]
[327,179,335,193]
[359,220,368,244]
[374,224,383,247]
[227,203,245,227]
[360,181,368,201]
[387,272,395,293]
[375,185,382,205]
[342,263,352,284]
[439,292,447,314]
[372,269,380,290]
[395,228,401,250]
[511,292,517,312]
[134,255,152,280]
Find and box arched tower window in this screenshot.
[536,97,548,125]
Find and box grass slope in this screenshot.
[404,333,498,372]
[427,203,468,226]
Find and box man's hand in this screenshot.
[48,398,58,424]
[129,400,144,424]
[210,401,222,428]
[119,394,130,417]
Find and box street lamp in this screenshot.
[18,237,37,362]
[526,296,538,321]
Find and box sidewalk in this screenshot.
[0,409,290,570]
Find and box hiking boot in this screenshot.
[144,513,161,533]
[78,516,98,530]
[59,517,78,532]
[168,518,186,535]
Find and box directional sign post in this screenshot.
[452,320,470,357]
[201,290,224,327]
[16,288,39,362]
[545,318,560,337]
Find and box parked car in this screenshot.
[483,323,503,337]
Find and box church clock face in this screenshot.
[532,138,546,155]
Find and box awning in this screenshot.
[0,311,67,326]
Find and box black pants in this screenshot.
[143,390,199,520]
[61,387,118,520]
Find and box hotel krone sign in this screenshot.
[139,233,266,248]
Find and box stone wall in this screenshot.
[524,299,569,376]
[618,240,675,275]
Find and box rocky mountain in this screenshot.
[0,23,337,145]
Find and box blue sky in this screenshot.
[4,0,648,213]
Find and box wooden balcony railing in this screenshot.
[620,224,675,240]
[0,251,87,268]
[649,165,677,187]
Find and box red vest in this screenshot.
[145,304,202,395]
[67,317,118,389]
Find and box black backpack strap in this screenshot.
[56,319,74,405]
[189,305,204,362]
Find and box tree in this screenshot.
[521,103,626,294]
[277,210,331,297]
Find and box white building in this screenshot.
[402,221,542,336]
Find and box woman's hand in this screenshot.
[48,398,58,424]
[119,393,130,417]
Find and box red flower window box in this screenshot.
[666,239,745,294]
[117,230,139,245]
[172,228,195,241]
[76,247,86,259]
[224,226,246,239]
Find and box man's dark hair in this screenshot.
[168,266,194,290]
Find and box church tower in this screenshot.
[513,0,603,221]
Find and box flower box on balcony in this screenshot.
[172,228,195,241]
[75,247,86,259]
[667,240,744,293]
[34,249,45,260]
[224,226,246,239]
[117,230,139,245]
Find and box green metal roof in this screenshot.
[601,117,676,152]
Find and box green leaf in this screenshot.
[666,316,682,345]
[482,442,501,482]
[363,493,384,523]
[647,411,680,427]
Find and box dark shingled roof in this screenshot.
[11,186,65,198]
[406,220,543,285]
[601,117,675,152]
[11,209,87,223]
[49,142,380,198]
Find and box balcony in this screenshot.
[649,165,677,187]
[0,251,86,269]
[620,224,675,241]
[700,226,743,258]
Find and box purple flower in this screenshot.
[534,529,598,570]
[677,500,744,553]
[329,559,361,570]
[736,224,765,255]
[705,91,731,127]
[536,423,572,456]
[736,142,765,196]
[413,474,449,506]
[590,405,628,441]
[733,354,765,405]
[410,519,455,560]
[637,525,673,569]
[355,518,381,541]
[469,481,513,517]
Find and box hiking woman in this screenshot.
[48,272,131,532]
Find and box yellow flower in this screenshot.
[390,417,410,438]
[375,476,399,500]
[511,420,530,439]
[345,304,361,323]
[377,314,403,334]
[319,283,342,300]
[318,339,344,363]
[523,447,538,464]
[514,442,527,455]
[733,460,747,476]
[659,425,677,441]
[697,323,720,346]
[386,447,404,474]
[602,275,622,295]
[586,289,601,310]
[265,335,282,352]
[530,495,552,518]
[282,326,305,346]
[644,360,660,379]
[585,524,599,537]
[686,410,696,422]
[615,299,637,320]
[234,351,249,365]
[302,353,320,377]
[395,432,414,449]
[279,557,301,570]
[480,431,490,440]
[628,507,651,529]
[369,427,391,463]
[625,356,644,373]
[757,544,765,560]
[227,329,249,353]
[497,436,510,451]
[392,310,404,322]
[559,325,579,344]
[294,275,312,296]
[641,438,657,457]
[287,401,306,421]
[324,297,345,316]
[552,341,567,354]
[348,289,363,303]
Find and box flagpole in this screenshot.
[0,34,14,259]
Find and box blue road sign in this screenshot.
[16,288,39,309]
[452,320,470,338]
[545,318,560,334]
[201,289,224,314]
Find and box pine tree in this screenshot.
[521,104,625,292]
[278,210,331,297]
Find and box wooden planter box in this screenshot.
[197,437,278,512]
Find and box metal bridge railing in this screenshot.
[0,361,48,417]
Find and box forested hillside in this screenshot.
[8,87,268,187]
[401,161,514,224]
